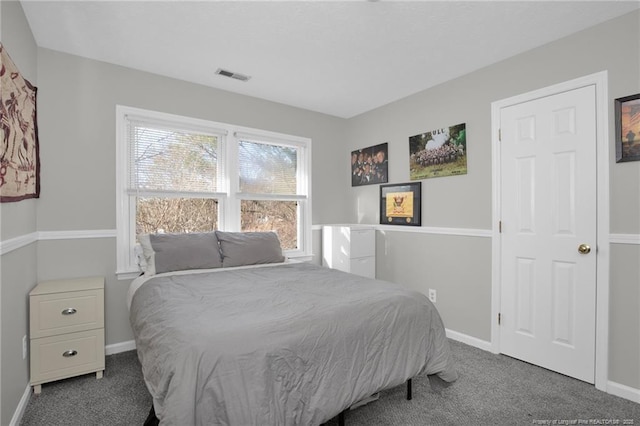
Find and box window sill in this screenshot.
[116,270,143,281]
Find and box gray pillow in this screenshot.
[215,231,285,268]
[144,232,222,274]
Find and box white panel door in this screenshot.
[500,85,597,383]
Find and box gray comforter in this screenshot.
[129,262,457,425]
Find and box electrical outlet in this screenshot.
[428,289,437,303]
[22,335,27,360]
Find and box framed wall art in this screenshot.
[409,123,466,180]
[379,182,421,226]
[0,42,40,202]
[351,142,388,186]
[615,93,640,163]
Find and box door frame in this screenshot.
[490,71,610,391]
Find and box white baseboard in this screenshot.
[105,340,136,355]
[607,380,640,404]
[9,385,31,426]
[445,328,492,352]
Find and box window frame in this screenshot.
[116,105,312,279]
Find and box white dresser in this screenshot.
[322,225,376,278]
[29,276,105,394]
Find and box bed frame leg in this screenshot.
[143,403,159,426]
[407,378,412,400]
[338,409,346,426]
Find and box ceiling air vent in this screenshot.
[215,68,251,82]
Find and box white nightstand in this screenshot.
[29,276,105,394]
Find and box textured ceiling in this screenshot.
[20,1,640,118]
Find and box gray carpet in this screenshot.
[20,340,640,425]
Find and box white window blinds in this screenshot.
[237,139,298,195]
[127,118,222,194]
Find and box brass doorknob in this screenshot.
[578,244,591,254]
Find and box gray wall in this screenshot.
[33,47,348,345]
[1,5,639,423]
[345,11,640,389]
[34,49,349,233]
[0,1,39,425]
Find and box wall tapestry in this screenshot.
[409,123,466,180]
[0,42,40,202]
[351,142,388,186]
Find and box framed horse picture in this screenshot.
[615,93,640,163]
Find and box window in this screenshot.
[116,106,312,277]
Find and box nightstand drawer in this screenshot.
[30,329,105,385]
[30,289,104,338]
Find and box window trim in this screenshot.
[116,105,312,279]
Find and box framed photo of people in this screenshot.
[615,93,640,163]
[351,142,388,186]
[409,123,466,180]
[379,182,421,226]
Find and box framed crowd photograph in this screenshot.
[409,122,466,180]
[615,93,640,163]
[351,142,388,186]
[379,182,421,226]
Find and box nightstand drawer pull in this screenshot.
[62,350,78,358]
[61,308,77,315]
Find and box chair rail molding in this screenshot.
[1,228,637,256]
[610,233,640,245]
[0,232,37,255]
[0,230,116,255]
[317,224,492,238]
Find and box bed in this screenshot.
[128,231,457,425]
